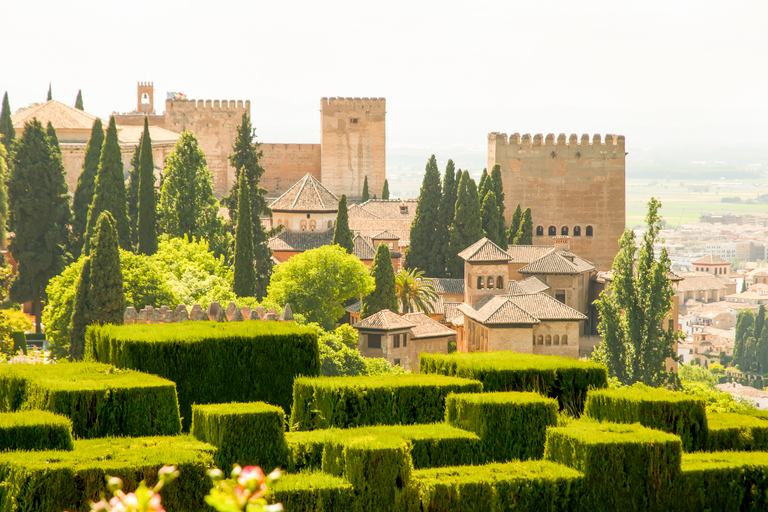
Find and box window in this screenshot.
[536,226,544,236]
[393,334,400,348]
[309,220,316,231]
[477,277,484,289]
[389,242,394,249]
[537,335,543,345]
[573,226,581,236]
[562,335,568,345]
[300,220,307,231]
[561,226,569,236]
[403,335,407,348]
[141,93,150,104]
[328,220,333,228]
[555,290,566,303]
[306,213,310,219]
[394,358,401,366]
[545,335,552,346]
[548,226,556,236]
[554,334,560,345]
[487,276,494,289]
[368,334,381,349]
[586,225,593,237]
[497,276,504,289]
[277,218,282,226]
[350,118,359,124]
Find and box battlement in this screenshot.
[138,81,153,87]
[321,97,386,112]
[165,98,251,112]
[489,132,625,152]
[261,143,320,151]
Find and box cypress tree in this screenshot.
[47,83,52,101]
[84,116,131,253]
[435,160,457,278]
[137,118,157,255]
[7,119,71,333]
[333,194,355,254]
[0,92,14,150]
[404,155,441,274]
[87,212,124,327]
[507,204,523,245]
[757,324,768,374]
[233,173,256,297]
[514,207,533,245]
[127,133,142,247]
[756,304,766,341]
[0,143,7,249]
[382,179,390,200]
[490,164,506,243]
[72,119,104,258]
[69,257,90,360]
[46,122,61,157]
[362,175,369,202]
[75,90,84,110]
[361,243,398,318]
[735,309,755,369]
[478,168,489,199]
[448,170,482,276]
[481,190,502,247]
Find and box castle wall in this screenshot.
[320,97,386,199]
[164,99,250,197]
[112,114,166,128]
[489,132,626,271]
[259,143,321,197]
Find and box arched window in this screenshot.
[277,218,282,227]
[562,335,568,345]
[548,226,556,236]
[573,226,581,236]
[554,335,560,345]
[300,220,307,231]
[487,276,494,289]
[585,226,593,237]
[477,277,484,289]
[309,220,316,231]
[536,226,544,236]
[497,276,504,289]
[327,220,333,228]
[545,335,552,346]
[537,335,543,345]
[561,226,569,236]
[141,93,150,104]
[389,242,394,249]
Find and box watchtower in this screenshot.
[137,82,154,114]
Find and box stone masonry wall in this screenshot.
[124,301,293,324]
[260,143,322,197]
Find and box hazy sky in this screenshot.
[4,0,767,172]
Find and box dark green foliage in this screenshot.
[137,118,157,255]
[481,190,503,247]
[362,175,369,202]
[436,160,456,277]
[87,212,125,327]
[45,122,60,157]
[448,170,482,277]
[734,309,754,369]
[735,307,768,372]
[0,411,73,451]
[404,155,441,275]
[11,331,25,355]
[7,119,71,333]
[68,257,90,360]
[0,362,181,438]
[74,90,83,110]
[290,374,482,431]
[46,83,52,101]
[272,471,354,512]
[420,352,607,416]
[478,168,489,198]
[233,173,256,297]
[127,136,141,247]
[382,179,390,200]
[705,412,768,451]
[84,116,130,253]
[86,321,320,430]
[584,386,708,451]
[490,164,506,244]
[333,194,355,254]
[445,392,558,462]
[507,204,522,245]
[0,93,14,150]
[0,144,7,248]
[411,460,584,512]
[72,119,103,258]
[361,243,397,318]
[545,420,682,512]
[513,207,533,245]
[0,435,214,512]
[191,401,287,472]
[755,305,765,340]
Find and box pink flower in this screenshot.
[237,466,265,488]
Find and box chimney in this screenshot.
[553,235,571,252]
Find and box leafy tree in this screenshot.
[0,92,14,150]
[72,119,104,258]
[757,323,768,374]
[47,83,52,101]
[362,175,369,202]
[0,143,8,250]
[233,173,256,297]
[137,118,157,255]
[7,119,71,333]
[593,198,681,387]
[478,168,489,199]
[448,170,482,277]
[75,90,84,110]
[87,212,125,327]
[507,204,522,245]
[481,190,503,247]
[69,257,90,360]
[127,132,142,247]
[382,179,390,200]
[395,267,438,314]
[435,160,456,278]
[84,116,131,253]
[267,244,374,330]
[361,243,397,318]
[45,122,61,157]
[513,207,533,245]
[404,155,441,275]
[756,305,765,341]
[678,362,718,387]
[734,309,755,369]
[333,194,355,254]
[490,164,506,244]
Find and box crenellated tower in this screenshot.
[137,82,154,114]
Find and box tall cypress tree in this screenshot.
[333,194,355,254]
[233,173,256,297]
[0,143,8,249]
[0,92,14,151]
[478,168,489,199]
[137,118,157,255]
[7,119,71,333]
[756,305,766,341]
[481,190,502,247]
[127,132,142,247]
[47,84,52,101]
[404,155,441,274]
[448,171,482,276]
[757,323,768,374]
[72,119,104,258]
[435,160,457,278]
[75,90,84,110]
[490,164,506,244]
[514,207,533,245]
[382,179,390,200]
[362,176,370,202]
[84,116,130,253]
[507,204,523,246]
[361,243,398,318]
[46,122,61,157]
[87,212,124,327]
[69,257,91,360]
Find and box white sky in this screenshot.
[4,0,768,171]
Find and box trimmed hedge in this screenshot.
[0,363,181,438]
[10,333,25,355]
[0,435,215,512]
[86,321,320,430]
[584,386,708,452]
[420,352,607,415]
[706,412,768,452]
[191,401,287,472]
[290,375,482,431]
[0,411,73,452]
[271,471,354,512]
[445,391,558,462]
[544,420,682,512]
[410,460,584,512]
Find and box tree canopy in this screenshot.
[0,93,14,150]
[362,175,370,202]
[333,194,355,254]
[513,207,533,245]
[233,173,256,297]
[396,267,438,314]
[0,143,7,250]
[448,170,482,277]
[137,118,157,255]
[481,190,503,247]
[361,243,398,318]
[435,160,456,278]
[490,164,506,244]
[72,119,103,257]
[507,204,522,244]
[382,179,390,200]
[404,155,442,275]
[75,90,84,110]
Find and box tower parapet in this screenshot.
[489,132,625,154]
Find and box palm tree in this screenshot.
[395,268,439,314]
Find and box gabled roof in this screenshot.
[506,245,555,264]
[508,276,550,295]
[353,234,376,260]
[458,238,512,263]
[504,293,587,321]
[443,302,462,323]
[268,230,334,252]
[345,301,362,314]
[676,272,732,292]
[12,100,100,131]
[372,230,400,240]
[403,312,457,339]
[517,250,594,275]
[355,199,418,220]
[269,174,339,212]
[693,254,730,265]
[458,297,539,325]
[354,309,416,330]
[116,124,181,145]
[428,278,465,295]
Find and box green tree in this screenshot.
[481,190,502,247]
[734,309,755,369]
[333,194,355,254]
[361,243,398,318]
[757,323,768,374]
[362,175,369,202]
[267,244,374,330]
[69,257,90,360]
[507,204,522,244]
[478,168,489,199]
[404,155,441,275]
[513,207,533,245]
[7,119,71,333]
[592,198,681,387]
[490,164,506,244]
[86,212,125,328]
[127,132,142,247]
[395,267,438,314]
[75,90,84,110]
[72,119,104,258]
[47,83,52,101]
[0,92,14,150]
[448,170,482,277]
[137,118,157,255]
[382,179,390,200]
[84,116,131,253]
[755,305,765,341]
[233,173,256,297]
[435,160,456,278]
[45,122,61,157]
[0,143,8,250]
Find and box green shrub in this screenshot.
[9,332,24,355]
[584,385,708,451]
[191,401,288,472]
[0,411,73,451]
[411,460,584,512]
[0,362,181,438]
[290,374,481,431]
[420,352,607,415]
[0,435,215,512]
[271,471,354,512]
[286,430,334,473]
[706,412,768,451]
[86,321,320,429]
[544,420,682,512]
[445,391,558,462]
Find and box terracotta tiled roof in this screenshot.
[355,199,418,220]
[354,309,416,330]
[268,230,333,252]
[428,278,465,295]
[458,238,512,263]
[347,204,380,220]
[116,124,181,145]
[423,295,446,315]
[505,245,555,264]
[353,235,376,260]
[443,302,462,323]
[458,297,539,325]
[269,174,339,212]
[372,230,400,240]
[348,200,417,245]
[676,272,732,292]
[345,301,362,314]
[517,251,594,275]
[693,254,730,265]
[504,293,587,321]
[403,312,457,339]
[12,100,100,131]
[508,276,550,295]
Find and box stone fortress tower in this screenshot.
[488,132,626,271]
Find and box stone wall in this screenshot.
[260,143,321,197]
[124,302,293,324]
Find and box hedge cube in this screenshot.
[0,411,73,452]
[706,412,768,452]
[271,471,354,512]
